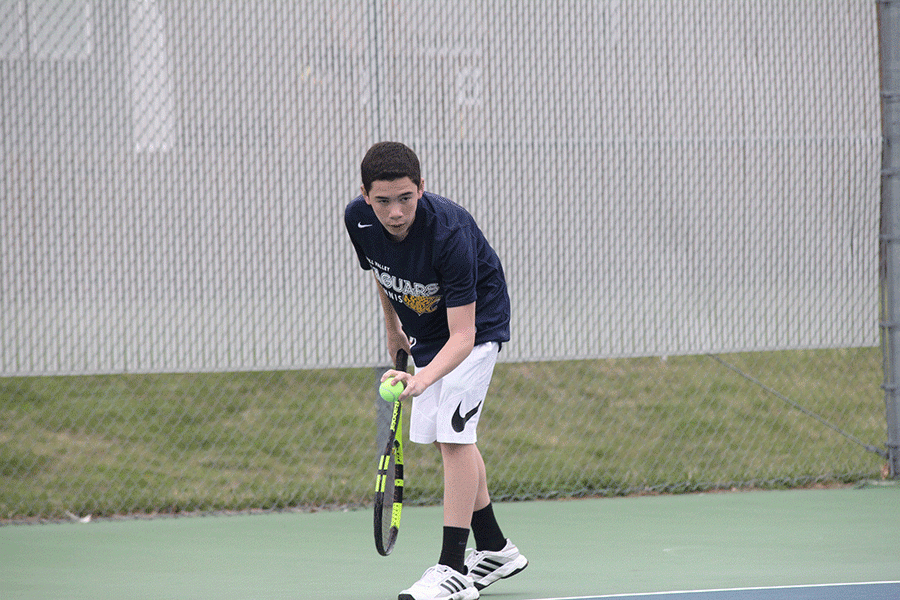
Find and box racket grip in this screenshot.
[395,349,408,371]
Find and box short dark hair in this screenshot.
[360,142,421,193]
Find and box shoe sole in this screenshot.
[398,590,479,600]
[473,556,528,590]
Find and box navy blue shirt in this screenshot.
[345,191,510,366]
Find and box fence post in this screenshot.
[879,0,900,478]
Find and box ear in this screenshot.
[361,184,371,205]
[417,178,425,197]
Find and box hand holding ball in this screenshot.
[379,377,404,403]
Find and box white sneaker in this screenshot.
[398,564,479,600]
[464,539,528,590]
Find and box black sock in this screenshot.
[471,503,507,552]
[438,526,469,574]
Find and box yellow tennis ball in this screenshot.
[379,378,404,403]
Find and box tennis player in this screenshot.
[345,142,528,600]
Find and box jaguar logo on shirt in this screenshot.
[370,264,442,316]
[403,293,441,315]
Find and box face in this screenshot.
[362,177,423,242]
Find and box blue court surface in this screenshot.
[544,582,900,600]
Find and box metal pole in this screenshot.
[879,0,900,478]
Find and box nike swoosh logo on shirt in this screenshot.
[451,400,483,433]
[357,222,374,228]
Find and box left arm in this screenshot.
[383,301,476,400]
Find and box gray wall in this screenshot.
[1,1,880,374]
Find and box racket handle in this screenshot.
[395,349,408,371]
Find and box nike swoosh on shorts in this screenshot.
[451,400,482,432]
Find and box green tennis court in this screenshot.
[2,484,897,600]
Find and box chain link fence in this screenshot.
[0,0,886,521]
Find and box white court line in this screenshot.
[525,581,900,600]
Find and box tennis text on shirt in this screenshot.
[368,259,442,315]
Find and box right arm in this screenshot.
[376,282,411,361]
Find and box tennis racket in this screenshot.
[374,348,408,556]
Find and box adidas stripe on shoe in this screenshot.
[398,564,479,600]
[464,539,528,590]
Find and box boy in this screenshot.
[344,142,527,600]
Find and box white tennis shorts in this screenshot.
[409,341,500,445]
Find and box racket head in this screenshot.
[374,423,401,555]
[374,349,408,556]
